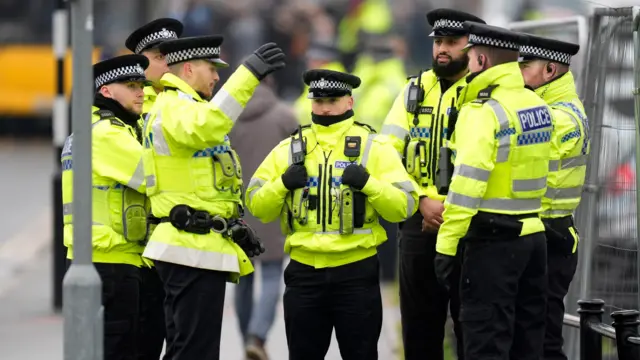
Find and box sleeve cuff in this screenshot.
[436,238,459,256]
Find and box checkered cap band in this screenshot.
[309,78,353,92]
[469,33,519,51]
[95,64,146,89]
[165,47,221,65]
[135,28,179,54]
[433,19,464,31]
[519,45,572,64]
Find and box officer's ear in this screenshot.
[347,95,354,110]
[98,85,112,99]
[543,62,556,81]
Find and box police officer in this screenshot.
[61,54,151,360]
[124,17,183,360]
[434,22,551,360]
[246,69,420,360]
[518,35,587,360]
[141,35,284,360]
[382,8,485,359]
[125,18,184,116]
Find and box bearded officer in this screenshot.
[246,69,420,360]
[141,35,285,360]
[124,17,184,360]
[381,8,485,359]
[518,34,588,360]
[61,54,150,359]
[434,22,551,360]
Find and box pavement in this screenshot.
[0,139,403,360]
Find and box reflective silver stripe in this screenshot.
[541,209,574,217]
[92,221,104,225]
[381,124,410,140]
[210,88,244,123]
[315,229,373,235]
[513,177,547,192]
[152,110,171,156]
[548,155,588,172]
[247,178,266,201]
[454,164,490,182]
[143,240,241,273]
[447,191,482,209]
[447,191,542,211]
[127,158,145,190]
[393,181,417,217]
[146,175,156,187]
[545,186,583,199]
[481,198,541,211]
[360,134,377,168]
[63,203,72,215]
[487,100,511,163]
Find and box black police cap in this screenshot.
[463,21,527,51]
[93,54,150,91]
[518,34,580,65]
[159,35,229,68]
[303,69,361,99]
[426,8,486,37]
[125,18,183,54]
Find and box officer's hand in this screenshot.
[342,164,370,191]
[419,197,444,232]
[243,42,286,81]
[434,253,456,292]
[281,164,307,191]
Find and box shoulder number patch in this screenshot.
[517,106,552,132]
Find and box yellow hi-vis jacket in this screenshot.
[382,70,468,201]
[141,66,260,279]
[140,86,158,130]
[537,71,589,219]
[355,57,407,133]
[436,63,553,256]
[245,117,420,268]
[293,61,347,125]
[62,107,148,267]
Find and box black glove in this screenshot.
[243,42,286,80]
[230,220,266,258]
[341,164,370,190]
[434,253,456,292]
[281,164,307,190]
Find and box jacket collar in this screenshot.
[144,86,157,102]
[159,73,205,102]
[311,116,355,150]
[534,71,578,104]
[458,62,525,106]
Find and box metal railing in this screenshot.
[565,299,640,359]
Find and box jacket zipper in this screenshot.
[321,151,332,232]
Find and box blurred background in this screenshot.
[0,0,639,359]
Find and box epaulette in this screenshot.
[354,121,377,133]
[473,84,499,104]
[94,109,115,120]
[290,124,311,136]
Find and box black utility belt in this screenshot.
[148,205,237,235]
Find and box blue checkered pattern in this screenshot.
[495,128,516,139]
[331,176,342,187]
[193,145,231,157]
[61,159,72,170]
[554,101,589,155]
[517,130,552,146]
[561,130,581,143]
[307,176,319,187]
[410,127,430,138]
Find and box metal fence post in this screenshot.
[62,0,103,359]
[612,310,640,360]
[52,0,69,313]
[578,299,605,360]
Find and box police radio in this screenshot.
[290,126,306,165]
[289,126,311,224]
[406,70,424,125]
[436,97,458,194]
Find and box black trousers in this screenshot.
[460,229,547,360]
[94,262,141,360]
[542,218,579,360]
[138,266,167,360]
[399,212,464,360]
[155,261,227,360]
[283,255,383,360]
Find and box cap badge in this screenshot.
[319,78,326,89]
[135,63,144,74]
[160,28,171,38]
